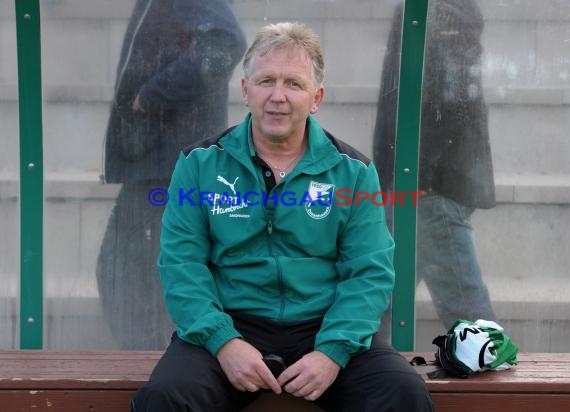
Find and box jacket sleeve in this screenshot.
[158,152,242,356]
[314,162,395,368]
[137,0,247,111]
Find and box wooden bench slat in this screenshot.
[0,350,161,390]
[403,353,570,394]
[431,394,570,412]
[0,390,133,412]
[1,351,570,412]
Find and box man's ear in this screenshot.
[241,78,249,106]
[311,85,325,114]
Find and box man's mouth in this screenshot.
[266,109,289,117]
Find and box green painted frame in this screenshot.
[391,0,428,350]
[15,0,43,349]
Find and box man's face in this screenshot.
[241,47,324,143]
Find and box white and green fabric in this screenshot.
[432,319,519,378]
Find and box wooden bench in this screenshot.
[1,350,569,411]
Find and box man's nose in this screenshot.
[270,84,287,102]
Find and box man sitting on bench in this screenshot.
[132,21,434,412]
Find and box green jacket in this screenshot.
[158,114,395,367]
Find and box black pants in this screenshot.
[132,313,434,411]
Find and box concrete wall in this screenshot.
[1,0,569,351]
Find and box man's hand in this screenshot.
[132,94,144,112]
[278,351,340,401]
[216,338,282,394]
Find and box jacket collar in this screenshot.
[220,113,343,177]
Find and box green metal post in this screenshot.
[15,0,43,349]
[391,0,428,351]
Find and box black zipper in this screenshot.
[265,203,286,320]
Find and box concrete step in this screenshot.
[1,273,569,351]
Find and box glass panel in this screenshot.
[40,0,402,349]
[415,0,570,352]
[0,0,20,349]
[371,1,404,344]
[41,0,126,349]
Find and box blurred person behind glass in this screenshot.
[373,0,497,330]
[98,0,246,349]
